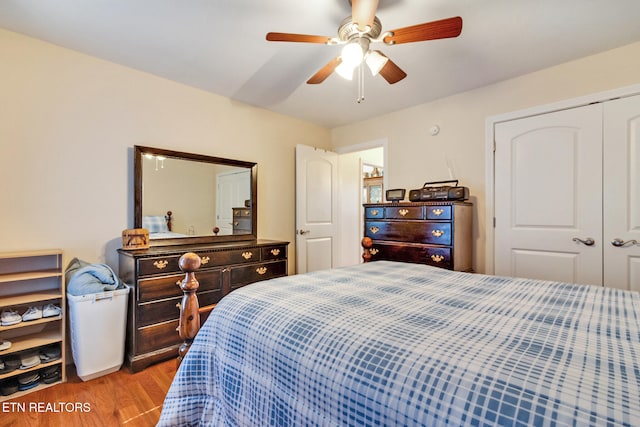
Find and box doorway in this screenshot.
[335,140,386,267]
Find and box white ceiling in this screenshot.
[2,0,640,128]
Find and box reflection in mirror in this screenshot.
[134,146,257,246]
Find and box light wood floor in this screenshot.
[1,359,176,427]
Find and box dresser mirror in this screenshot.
[134,145,257,246]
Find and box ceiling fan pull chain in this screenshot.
[357,63,365,103]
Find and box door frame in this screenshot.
[335,138,388,264]
[485,83,640,274]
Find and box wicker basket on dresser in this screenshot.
[363,202,472,271]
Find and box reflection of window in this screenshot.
[363,176,383,203]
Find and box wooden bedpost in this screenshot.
[166,210,173,231]
[177,252,201,367]
[362,237,373,263]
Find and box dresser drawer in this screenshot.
[364,206,385,219]
[365,221,452,245]
[369,243,452,269]
[196,247,261,267]
[261,245,287,261]
[138,269,222,302]
[230,260,287,290]
[138,255,181,276]
[385,206,424,220]
[425,205,452,220]
[233,208,251,217]
[137,289,222,327]
[136,320,180,354]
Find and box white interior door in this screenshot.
[295,144,338,273]
[603,94,640,290]
[216,170,250,235]
[494,104,603,285]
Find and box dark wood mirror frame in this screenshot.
[134,145,257,247]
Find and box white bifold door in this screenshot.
[494,94,640,290]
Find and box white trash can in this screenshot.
[67,287,130,381]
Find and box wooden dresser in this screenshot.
[363,202,472,271]
[232,207,252,234]
[118,239,288,372]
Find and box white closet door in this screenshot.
[494,104,603,285]
[603,94,640,291]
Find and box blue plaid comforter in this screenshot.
[158,261,640,426]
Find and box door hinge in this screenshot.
[493,217,496,227]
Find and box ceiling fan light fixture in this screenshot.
[365,50,388,76]
[341,41,365,68]
[335,62,355,80]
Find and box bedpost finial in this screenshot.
[362,237,373,249]
[179,252,201,272]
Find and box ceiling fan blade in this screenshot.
[351,0,379,32]
[307,57,341,84]
[378,57,407,84]
[266,32,332,44]
[383,16,462,45]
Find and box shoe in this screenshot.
[0,355,20,374]
[0,340,11,351]
[0,378,19,396]
[42,304,61,318]
[1,308,21,326]
[19,351,41,370]
[39,344,61,363]
[17,371,40,391]
[41,365,61,384]
[22,306,42,322]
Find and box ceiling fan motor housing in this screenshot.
[338,16,382,41]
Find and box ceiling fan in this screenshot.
[266,0,462,86]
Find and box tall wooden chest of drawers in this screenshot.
[118,239,288,372]
[364,202,472,271]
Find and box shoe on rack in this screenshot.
[0,378,19,396]
[22,306,42,322]
[42,304,61,318]
[19,351,41,370]
[0,355,21,374]
[0,340,11,351]
[1,308,22,326]
[17,371,40,391]
[39,344,61,363]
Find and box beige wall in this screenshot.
[0,29,331,273]
[331,41,640,273]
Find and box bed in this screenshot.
[142,211,186,238]
[158,260,640,426]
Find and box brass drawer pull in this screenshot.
[242,251,253,260]
[153,260,168,270]
[399,209,409,217]
[270,248,280,256]
[432,208,444,216]
[256,267,267,275]
[431,254,445,263]
[369,226,379,234]
[432,230,444,237]
[200,256,210,265]
[370,209,379,216]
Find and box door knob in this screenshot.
[572,237,595,246]
[611,238,638,247]
[298,229,310,235]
